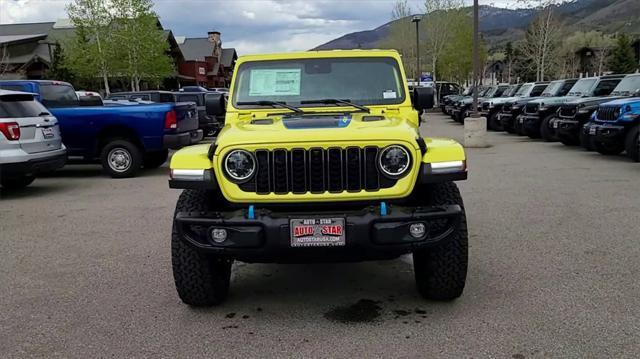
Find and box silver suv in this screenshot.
[0,90,66,189]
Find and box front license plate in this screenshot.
[290,218,345,247]
[589,127,597,135]
[553,121,559,129]
[41,127,54,139]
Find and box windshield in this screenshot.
[542,81,562,96]
[462,87,473,96]
[233,57,405,109]
[484,87,498,97]
[502,85,518,97]
[612,76,640,95]
[515,84,532,96]
[568,78,596,96]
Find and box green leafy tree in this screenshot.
[609,33,638,74]
[437,9,486,85]
[110,0,174,91]
[45,42,75,83]
[378,0,416,78]
[66,0,114,94]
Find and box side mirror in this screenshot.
[78,96,103,107]
[413,86,434,111]
[204,93,226,116]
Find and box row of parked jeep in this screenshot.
[441,73,640,161]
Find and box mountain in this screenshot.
[312,0,640,52]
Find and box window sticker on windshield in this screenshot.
[249,69,301,96]
[383,90,397,99]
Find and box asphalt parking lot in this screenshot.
[1,112,639,358]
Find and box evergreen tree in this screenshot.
[45,42,75,83]
[608,34,638,74]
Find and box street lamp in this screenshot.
[411,15,422,83]
[471,0,479,117]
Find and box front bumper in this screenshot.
[163,129,204,149]
[0,153,66,178]
[587,123,627,143]
[522,114,541,133]
[174,203,463,263]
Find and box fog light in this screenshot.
[409,223,426,239]
[211,228,227,243]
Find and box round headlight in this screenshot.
[224,150,256,182]
[378,145,411,178]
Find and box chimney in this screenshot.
[208,31,222,58]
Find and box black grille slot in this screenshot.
[363,147,379,190]
[525,103,539,114]
[327,148,343,192]
[346,147,361,191]
[482,102,489,111]
[503,104,512,113]
[308,148,325,193]
[598,106,619,121]
[272,149,288,194]
[291,149,306,194]
[239,147,398,194]
[255,150,270,194]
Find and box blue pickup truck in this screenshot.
[0,80,202,178]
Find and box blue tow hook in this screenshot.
[247,205,255,219]
[380,202,387,216]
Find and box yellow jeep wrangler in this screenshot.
[169,50,468,306]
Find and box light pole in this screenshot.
[472,0,479,117]
[412,15,422,83]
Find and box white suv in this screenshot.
[0,90,66,189]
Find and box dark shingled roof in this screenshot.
[178,37,236,66]
[0,22,55,36]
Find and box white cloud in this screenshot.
[0,0,548,54]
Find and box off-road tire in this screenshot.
[413,182,468,301]
[580,130,594,151]
[488,112,503,131]
[594,140,624,156]
[624,125,639,162]
[540,115,557,142]
[143,150,169,169]
[559,134,580,146]
[172,190,232,306]
[0,175,35,189]
[100,139,142,178]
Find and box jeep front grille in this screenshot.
[525,103,539,114]
[239,147,398,194]
[597,106,620,122]
[558,105,577,118]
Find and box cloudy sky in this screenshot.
[1,0,525,54]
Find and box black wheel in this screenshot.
[559,133,580,146]
[488,112,503,131]
[580,130,594,151]
[100,139,142,178]
[172,190,232,306]
[143,150,169,169]
[540,115,557,142]
[624,125,639,162]
[413,182,468,301]
[1,175,35,189]
[594,140,624,156]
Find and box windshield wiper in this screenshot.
[38,111,51,116]
[300,99,371,113]
[236,100,303,113]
